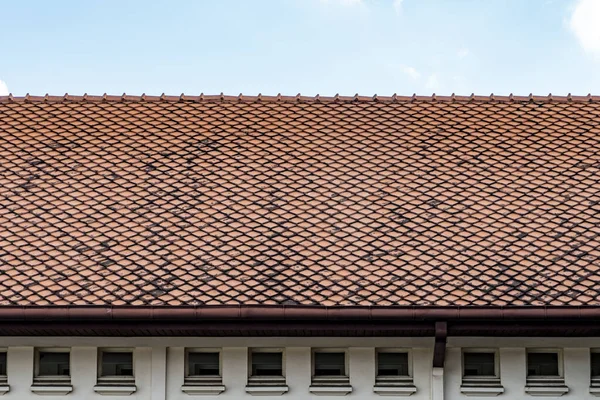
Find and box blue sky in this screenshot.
[1,0,599,96]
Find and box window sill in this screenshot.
[248,376,286,384]
[30,385,73,396]
[94,385,137,396]
[309,385,353,396]
[246,375,287,395]
[0,385,8,396]
[590,387,600,397]
[246,385,289,396]
[181,385,226,395]
[460,386,504,396]
[185,376,223,385]
[525,386,568,397]
[373,385,417,396]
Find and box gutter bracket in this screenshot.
[432,321,447,368]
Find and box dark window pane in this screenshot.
[377,352,409,376]
[101,352,133,376]
[0,353,6,376]
[315,352,345,376]
[464,353,495,376]
[39,352,70,376]
[592,353,600,377]
[528,353,559,376]
[188,352,220,376]
[252,352,283,376]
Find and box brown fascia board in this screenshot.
[0,305,599,321]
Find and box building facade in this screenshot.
[3,337,600,399]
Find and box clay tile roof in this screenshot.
[1,93,600,307]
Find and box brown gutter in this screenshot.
[1,306,600,337]
[0,305,599,321]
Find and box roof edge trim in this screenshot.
[1,93,600,104]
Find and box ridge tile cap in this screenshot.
[1,93,600,104]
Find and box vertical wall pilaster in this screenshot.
[6,347,33,396]
[349,347,375,396]
[151,346,167,400]
[222,347,248,394]
[285,347,310,395]
[432,367,444,400]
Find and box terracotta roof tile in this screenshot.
[1,94,600,306]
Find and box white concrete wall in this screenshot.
[445,337,600,400]
[5,346,152,400]
[0,336,599,399]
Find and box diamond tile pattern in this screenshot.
[1,98,600,306]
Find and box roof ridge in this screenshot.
[1,92,600,104]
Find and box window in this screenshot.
[31,349,72,395]
[101,352,134,377]
[310,349,351,395]
[186,349,221,382]
[246,349,287,394]
[251,352,283,376]
[98,349,134,384]
[188,352,220,377]
[592,350,600,392]
[0,351,6,385]
[373,349,416,396]
[460,349,503,396]
[377,352,409,376]
[94,349,136,395]
[182,349,225,395]
[464,352,496,377]
[34,349,70,383]
[592,352,600,378]
[528,352,559,377]
[0,352,5,376]
[314,352,346,376]
[525,349,567,396]
[39,352,70,376]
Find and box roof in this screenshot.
[1,93,600,308]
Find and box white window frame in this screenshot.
[375,348,412,379]
[460,348,504,396]
[373,348,416,396]
[462,348,500,380]
[526,348,564,381]
[248,348,286,379]
[97,348,135,385]
[246,348,288,394]
[311,348,349,384]
[309,348,351,396]
[524,348,568,396]
[33,347,71,385]
[185,348,223,386]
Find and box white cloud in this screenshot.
[457,48,470,58]
[393,0,403,14]
[425,73,439,90]
[0,80,8,96]
[401,65,421,80]
[319,0,363,5]
[569,0,600,58]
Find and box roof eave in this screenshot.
[0,306,599,337]
[0,305,598,321]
